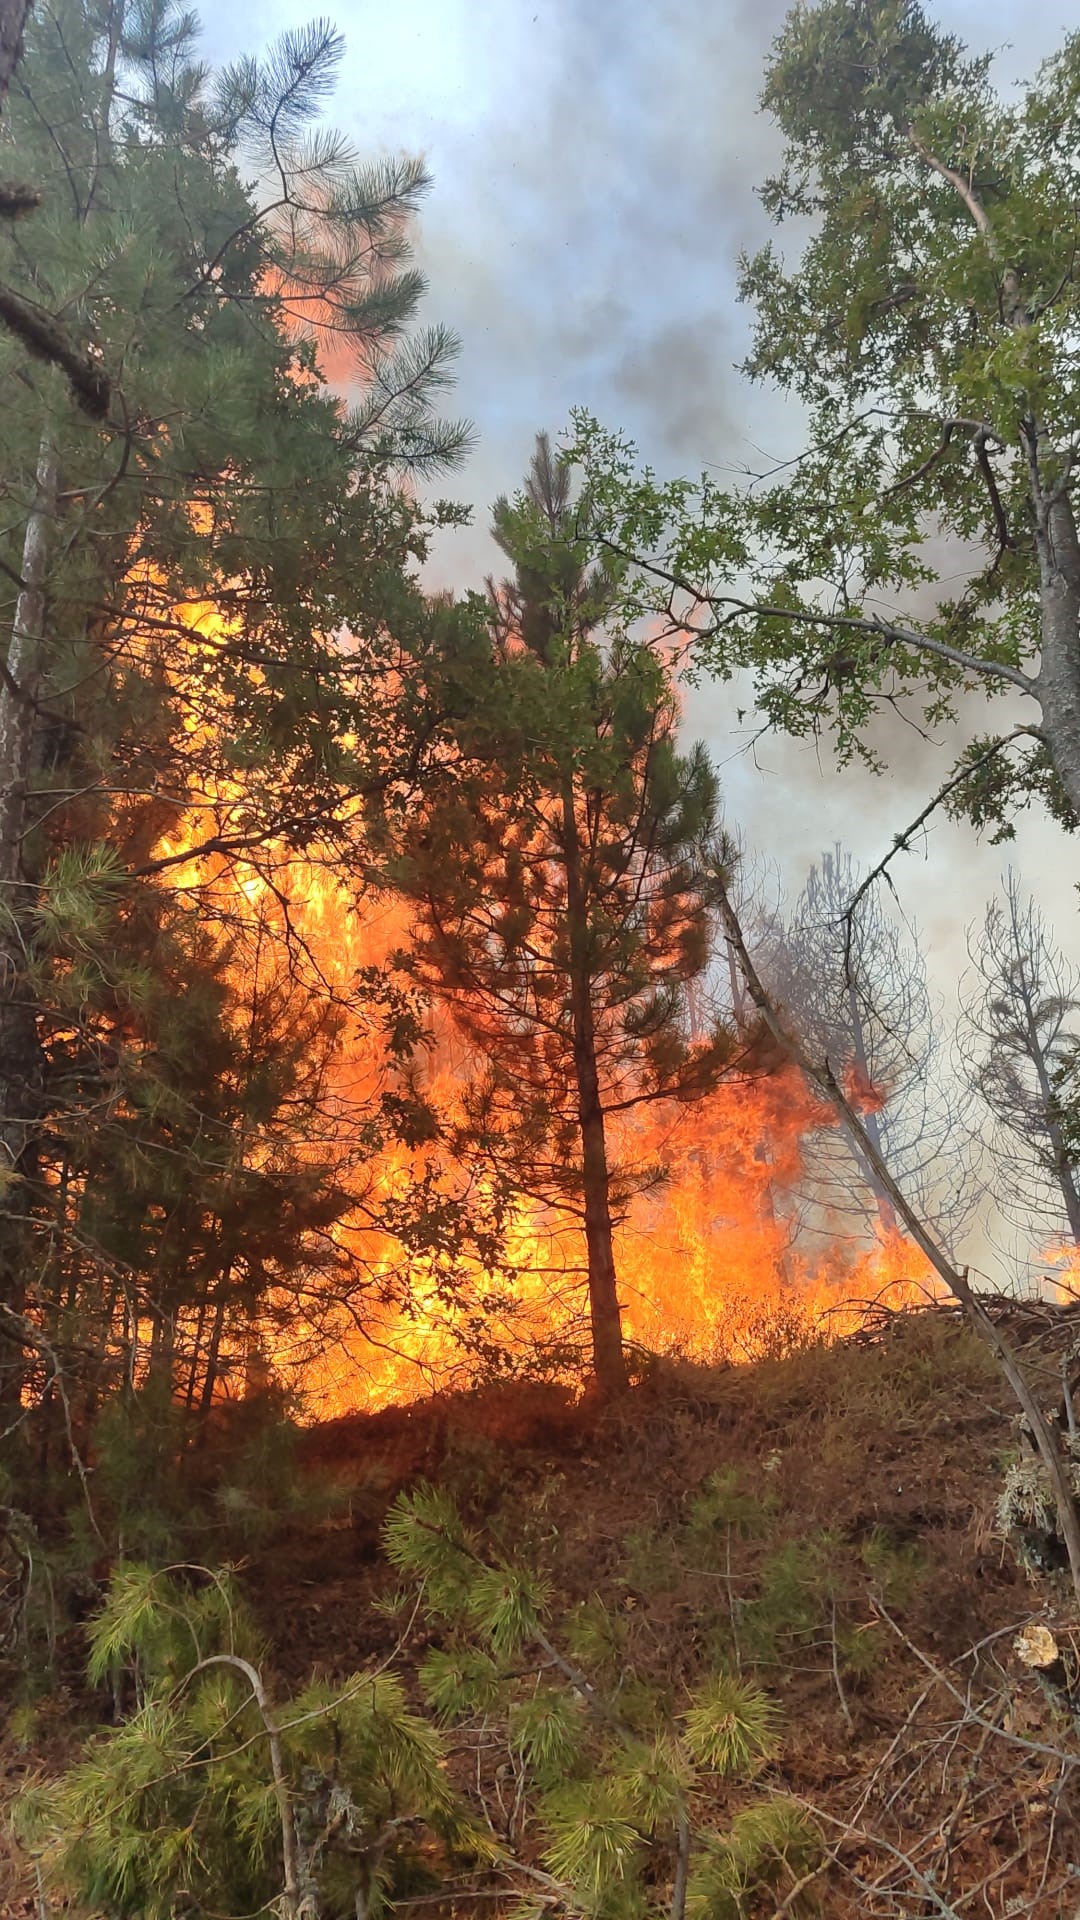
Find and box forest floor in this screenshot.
[6,1301,1080,1917]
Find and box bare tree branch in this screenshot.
[841,727,1046,986]
[714,871,1080,1606]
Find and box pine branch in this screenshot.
[181,1654,305,1920]
[0,283,109,417]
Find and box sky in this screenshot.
[200,0,1080,1274]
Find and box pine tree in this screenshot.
[17,1510,820,1920]
[759,844,971,1248]
[389,435,743,1397]
[0,0,468,1429]
[15,1563,481,1920]
[962,872,1080,1259]
[384,1483,818,1919]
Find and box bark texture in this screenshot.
[0,433,56,1405]
[561,782,627,1398]
[0,0,30,102]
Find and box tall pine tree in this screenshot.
[391,436,743,1396]
[0,0,469,1431]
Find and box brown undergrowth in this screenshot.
[5,1302,1080,1917]
[266,1304,1080,1917]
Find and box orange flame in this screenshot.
[145,595,937,1415]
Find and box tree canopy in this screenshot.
[568,0,1080,847]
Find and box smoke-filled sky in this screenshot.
[203,0,1078,1273]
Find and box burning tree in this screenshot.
[390,435,746,1397]
[0,0,471,1434]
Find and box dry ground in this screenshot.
[6,1302,1080,1917]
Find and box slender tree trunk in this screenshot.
[0,429,56,1413]
[200,1293,228,1412]
[1030,465,1080,822]
[1014,1013,1076,1236]
[846,980,898,1236]
[1046,1107,1080,1244]
[560,783,627,1397]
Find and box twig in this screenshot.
[829,1596,854,1732]
[873,1605,1079,1768]
[767,1860,829,1920]
[784,1792,963,1920]
[841,726,1045,986]
[671,1803,690,1920]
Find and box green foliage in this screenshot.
[469,1560,552,1656]
[509,1685,587,1782]
[0,0,494,1483]
[73,1380,323,1570]
[739,1540,833,1666]
[15,1485,830,1920]
[383,1478,479,1615]
[383,1486,817,1917]
[565,1593,629,1675]
[420,1644,502,1720]
[684,1468,771,1555]
[566,2,1080,831]
[861,1525,926,1609]
[687,1800,820,1920]
[683,1674,778,1777]
[541,1781,644,1909]
[16,1566,479,1920]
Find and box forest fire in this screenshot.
[151,820,934,1417]
[15,7,1080,1919]
[143,583,941,1418]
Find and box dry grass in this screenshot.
[6,1302,1080,1917]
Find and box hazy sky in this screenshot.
[202,0,1080,1272]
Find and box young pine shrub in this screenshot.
[385,1482,821,1918]
[14,1564,486,1920]
[687,1800,821,1920]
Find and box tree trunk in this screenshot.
[0,430,56,1414]
[560,782,627,1397]
[0,0,30,103]
[846,979,898,1236]
[578,1097,626,1397]
[1029,1057,1080,1244]
[1032,476,1080,823]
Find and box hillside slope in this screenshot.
[5,1304,1080,1919]
[262,1306,1080,1917]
